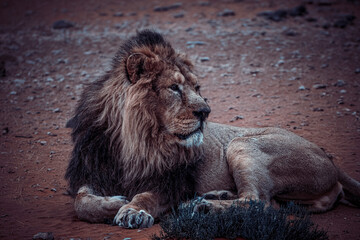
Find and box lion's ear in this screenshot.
[126,53,147,83]
[126,53,162,84]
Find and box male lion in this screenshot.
[66,30,360,228]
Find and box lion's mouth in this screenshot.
[175,127,202,140]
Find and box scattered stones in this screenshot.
[217,9,235,17]
[258,5,307,22]
[312,84,327,89]
[52,20,74,29]
[154,3,182,12]
[33,232,54,240]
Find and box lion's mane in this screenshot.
[65,30,202,206]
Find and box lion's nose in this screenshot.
[193,107,211,121]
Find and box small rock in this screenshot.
[258,9,287,22]
[217,9,235,17]
[298,85,306,91]
[2,127,9,135]
[355,68,360,74]
[33,232,54,240]
[186,41,206,46]
[113,12,124,17]
[313,107,324,112]
[53,108,61,113]
[333,79,346,87]
[173,12,184,18]
[51,188,57,192]
[154,3,182,12]
[321,63,328,68]
[10,91,17,95]
[200,57,210,62]
[283,28,298,37]
[47,132,57,137]
[312,84,327,89]
[288,5,307,17]
[199,2,211,6]
[333,14,355,29]
[52,20,74,29]
[230,115,244,122]
[40,141,47,146]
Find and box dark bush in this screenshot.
[152,198,328,240]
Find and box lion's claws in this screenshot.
[114,207,154,229]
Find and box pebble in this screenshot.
[200,57,210,62]
[333,79,346,87]
[53,108,61,113]
[321,63,329,69]
[186,41,206,46]
[33,232,54,240]
[217,9,235,17]
[355,68,360,74]
[258,5,307,22]
[113,12,124,17]
[298,85,306,91]
[40,141,47,146]
[154,3,182,12]
[173,12,185,18]
[10,91,17,95]
[312,84,327,89]
[313,108,324,112]
[52,20,74,29]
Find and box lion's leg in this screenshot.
[276,182,344,213]
[113,191,167,228]
[74,185,128,223]
[226,139,274,205]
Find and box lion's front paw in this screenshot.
[113,206,154,228]
[193,198,214,213]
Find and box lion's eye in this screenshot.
[169,84,181,93]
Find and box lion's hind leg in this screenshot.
[275,182,344,213]
[74,186,128,223]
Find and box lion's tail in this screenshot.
[338,169,360,207]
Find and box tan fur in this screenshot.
[195,123,360,213]
[68,31,360,229]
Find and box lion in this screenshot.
[65,30,360,229]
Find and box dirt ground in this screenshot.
[0,0,360,239]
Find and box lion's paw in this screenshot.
[202,190,237,200]
[193,198,214,213]
[113,206,154,229]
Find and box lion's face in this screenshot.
[124,48,210,148]
[155,67,210,147]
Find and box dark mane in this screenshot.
[65,30,200,207]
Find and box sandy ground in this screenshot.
[1,0,360,239]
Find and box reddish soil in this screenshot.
[1,0,360,239]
